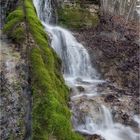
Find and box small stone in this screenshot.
[104,94,116,102]
[88,134,105,140]
[77,86,85,92]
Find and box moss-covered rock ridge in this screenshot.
[3,0,84,139]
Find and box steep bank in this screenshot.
[1,0,31,139]
[2,0,83,139]
[0,31,30,140]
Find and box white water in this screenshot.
[77,105,139,140]
[134,115,140,128]
[33,0,140,139]
[33,0,96,79]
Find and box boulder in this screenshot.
[77,86,85,92]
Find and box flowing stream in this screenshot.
[33,0,140,139]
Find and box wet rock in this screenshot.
[121,113,129,122]
[104,94,117,102]
[88,134,105,140]
[71,98,103,128]
[76,78,83,82]
[0,116,7,125]
[77,86,85,92]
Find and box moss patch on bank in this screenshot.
[4,0,84,139]
[3,2,26,44]
[58,6,99,29]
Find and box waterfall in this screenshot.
[33,0,140,140]
[33,0,97,80]
[76,106,139,140]
[34,0,53,23]
[101,105,113,129]
[133,115,140,128]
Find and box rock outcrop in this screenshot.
[0,30,31,139]
[0,1,31,140]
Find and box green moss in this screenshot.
[58,6,99,29]
[12,26,26,43]
[25,0,84,139]
[4,0,84,139]
[3,7,24,33]
[30,47,83,140]
[7,7,24,21]
[25,0,48,43]
[3,5,25,43]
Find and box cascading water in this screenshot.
[76,105,139,140]
[33,0,140,139]
[34,0,97,79]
